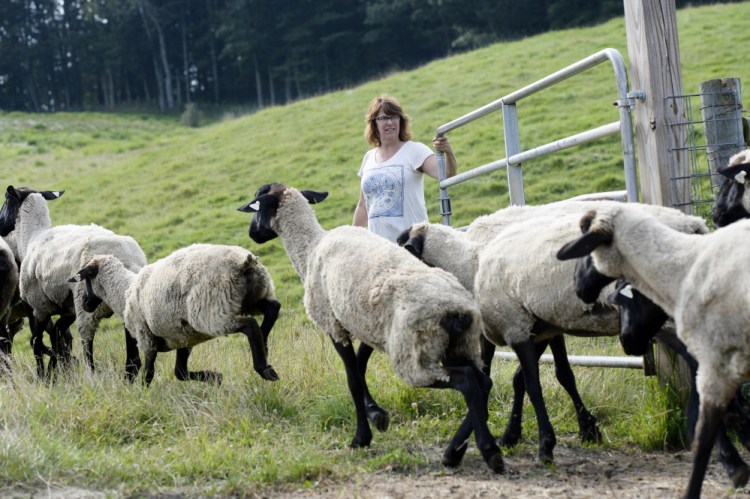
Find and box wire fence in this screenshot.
[665,87,747,227]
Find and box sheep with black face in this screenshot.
[238,182,503,473]
[69,244,280,386]
[558,203,750,499]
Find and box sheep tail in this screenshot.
[439,313,473,337]
[243,253,260,269]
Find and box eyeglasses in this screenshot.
[375,115,399,124]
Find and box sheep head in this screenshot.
[68,257,105,313]
[237,182,328,244]
[713,149,750,227]
[0,186,64,237]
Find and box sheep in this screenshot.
[0,185,147,379]
[237,182,504,473]
[0,236,19,374]
[68,243,280,386]
[557,203,750,499]
[713,148,750,227]
[397,200,708,465]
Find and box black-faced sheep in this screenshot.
[0,186,146,379]
[713,148,750,227]
[557,203,750,499]
[397,201,707,464]
[69,244,280,386]
[237,182,504,473]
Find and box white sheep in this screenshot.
[0,185,147,379]
[557,203,750,499]
[237,182,504,473]
[68,243,280,386]
[397,200,708,465]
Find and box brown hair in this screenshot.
[363,95,412,147]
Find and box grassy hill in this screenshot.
[3,3,749,303]
[1,2,749,495]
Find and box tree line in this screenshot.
[0,0,736,114]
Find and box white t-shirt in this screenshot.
[358,141,434,242]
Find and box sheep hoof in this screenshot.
[537,449,554,465]
[485,451,505,474]
[349,432,373,449]
[730,462,750,488]
[578,414,602,444]
[442,443,468,468]
[259,365,279,381]
[367,407,390,432]
[498,429,521,448]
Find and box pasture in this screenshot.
[1,2,749,496]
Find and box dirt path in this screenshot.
[269,445,750,499]
[4,444,749,498]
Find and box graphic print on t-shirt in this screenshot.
[363,164,404,218]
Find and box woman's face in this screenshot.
[375,109,400,142]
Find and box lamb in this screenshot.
[68,243,280,385]
[0,185,147,379]
[237,182,504,473]
[557,203,750,499]
[397,200,708,464]
[712,148,750,227]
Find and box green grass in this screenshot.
[1,2,749,495]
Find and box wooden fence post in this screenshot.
[623,0,691,213]
[699,78,745,183]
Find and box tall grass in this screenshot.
[1,2,749,495]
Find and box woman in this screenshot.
[353,95,458,242]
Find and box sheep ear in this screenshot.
[606,282,634,305]
[718,162,750,184]
[237,199,262,213]
[300,190,328,204]
[557,231,610,260]
[68,263,99,283]
[396,230,424,258]
[42,190,64,200]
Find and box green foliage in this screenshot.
[1,3,749,495]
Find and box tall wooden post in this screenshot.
[623,0,691,213]
[699,78,745,184]
[624,0,693,405]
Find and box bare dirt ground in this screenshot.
[267,444,750,499]
[5,444,750,498]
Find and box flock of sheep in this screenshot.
[2,148,750,498]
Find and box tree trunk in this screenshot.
[254,55,263,108]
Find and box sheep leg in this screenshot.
[685,400,727,499]
[497,339,549,449]
[53,315,75,369]
[257,298,281,347]
[142,347,158,386]
[432,363,504,473]
[124,328,141,383]
[173,347,223,385]
[331,338,373,448]
[0,324,12,376]
[442,337,498,466]
[28,313,52,379]
[548,335,601,444]
[656,330,750,485]
[240,318,278,381]
[514,338,556,464]
[356,342,390,432]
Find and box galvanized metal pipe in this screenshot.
[434,48,639,203]
[495,351,644,369]
[440,121,622,189]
